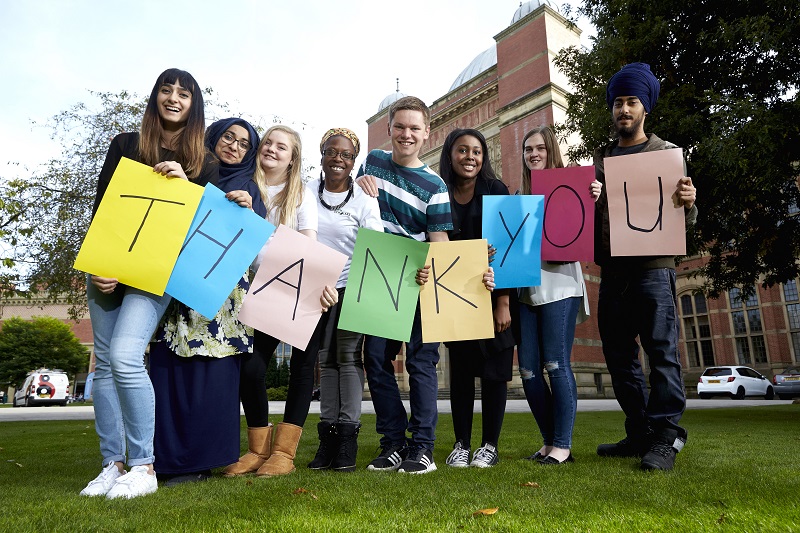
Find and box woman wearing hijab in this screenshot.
[149,117,260,485]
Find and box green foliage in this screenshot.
[0,91,147,317]
[0,316,88,386]
[555,1,800,297]
[0,408,798,531]
[267,385,288,401]
[265,355,280,388]
[278,359,290,387]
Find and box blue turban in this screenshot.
[205,118,266,218]
[606,63,660,113]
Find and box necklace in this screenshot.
[318,177,353,211]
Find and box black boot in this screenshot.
[331,422,360,472]
[307,421,337,470]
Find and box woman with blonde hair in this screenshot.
[224,125,337,478]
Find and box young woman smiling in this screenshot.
[439,128,515,469]
[82,68,218,499]
[306,128,382,472]
[224,125,337,478]
[517,125,601,466]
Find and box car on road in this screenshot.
[697,366,774,400]
[772,366,800,399]
[13,369,70,407]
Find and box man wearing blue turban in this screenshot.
[592,63,698,471]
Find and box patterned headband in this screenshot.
[320,128,360,157]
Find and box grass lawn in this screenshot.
[1,406,798,532]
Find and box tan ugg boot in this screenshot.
[256,422,303,477]
[222,425,273,477]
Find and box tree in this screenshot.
[0,89,315,317]
[278,359,291,387]
[0,316,89,387]
[0,91,147,317]
[555,1,800,297]
[265,355,280,389]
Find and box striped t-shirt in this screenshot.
[357,149,453,241]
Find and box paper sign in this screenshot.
[165,184,276,319]
[482,195,543,289]
[529,166,595,262]
[605,149,686,256]
[73,157,204,295]
[419,239,494,343]
[238,225,348,350]
[338,229,429,342]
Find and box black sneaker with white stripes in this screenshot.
[366,443,407,472]
[397,445,437,474]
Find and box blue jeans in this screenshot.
[518,297,580,449]
[87,279,171,466]
[598,268,687,443]
[364,304,440,449]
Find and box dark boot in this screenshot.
[331,422,360,472]
[308,421,337,470]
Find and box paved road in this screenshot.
[0,399,792,422]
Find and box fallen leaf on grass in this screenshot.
[717,513,726,524]
[520,482,540,488]
[292,488,318,500]
[472,508,499,517]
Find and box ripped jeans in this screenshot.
[518,297,580,449]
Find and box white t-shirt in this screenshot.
[252,182,318,272]
[518,261,590,324]
[310,178,383,288]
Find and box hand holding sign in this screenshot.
[419,239,494,343]
[164,183,275,319]
[528,166,595,262]
[74,157,204,295]
[605,149,686,256]
[482,195,544,289]
[238,225,347,350]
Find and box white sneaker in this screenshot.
[106,465,158,499]
[445,441,470,468]
[470,444,499,468]
[80,461,125,496]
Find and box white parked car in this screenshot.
[697,366,774,400]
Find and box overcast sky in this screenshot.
[0,0,592,176]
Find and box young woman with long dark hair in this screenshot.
[439,128,515,469]
[82,68,218,499]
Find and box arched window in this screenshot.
[729,287,767,365]
[679,291,714,368]
[783,279,800,363]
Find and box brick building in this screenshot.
[365,0,797,397]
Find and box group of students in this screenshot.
[80,61,697,499]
